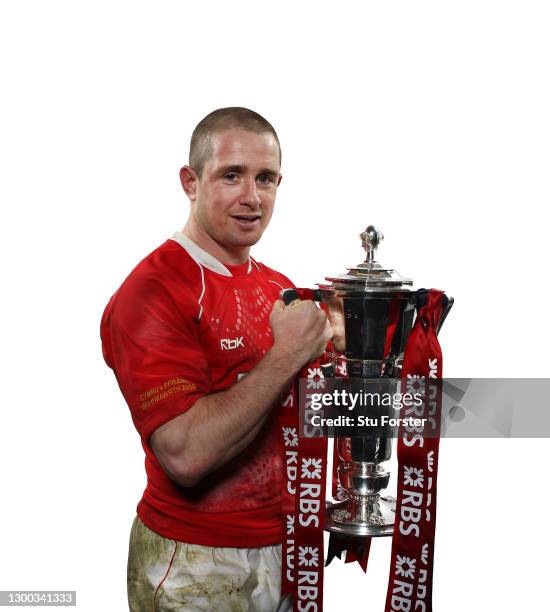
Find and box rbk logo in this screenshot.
[220,337,244,350]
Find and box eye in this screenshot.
[257,174,273,185]
[224,172,238,182]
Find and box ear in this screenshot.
[180,166,199,201]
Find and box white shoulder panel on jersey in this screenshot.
[170,231,233,277]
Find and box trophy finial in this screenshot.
[360,225,384,263]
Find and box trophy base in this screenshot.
[325,495,396,537]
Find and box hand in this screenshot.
[269,299,333,368]
[326,298,346,352]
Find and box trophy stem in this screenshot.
[326,362,397,536]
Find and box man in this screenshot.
[100,107,332,611]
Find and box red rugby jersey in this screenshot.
[100,232,294,547]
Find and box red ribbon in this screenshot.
[384,290,445,612]
[279,383,299,598]
[279,361,328,611]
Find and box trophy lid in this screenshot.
[322,225,413,293]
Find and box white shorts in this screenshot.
[127,516,292,612]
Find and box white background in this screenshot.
[1,1,548,610]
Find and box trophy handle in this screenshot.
[280,287,323,305]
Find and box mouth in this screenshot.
[230,214,262,228]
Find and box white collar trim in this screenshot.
[170,232,251,277]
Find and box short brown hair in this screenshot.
[189,107,281,177]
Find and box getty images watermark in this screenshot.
[297,378,550,438]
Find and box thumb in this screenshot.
[271,299,285,313]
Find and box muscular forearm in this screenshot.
[151,346,301,486]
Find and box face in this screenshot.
[184,128,281,254]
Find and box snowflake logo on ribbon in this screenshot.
[404,466,424,488]
[406,374,425,395]
[421,543,429,565]
[395,555,416,579]
[307,367,325,389]
[427,450,435,473]
[298,546,319,568]
[286,514,295,535]
[282,427,298,447]
[301,457,322,480]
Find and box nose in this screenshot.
[240,178,262,208]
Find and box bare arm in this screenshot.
[151,299,332,487]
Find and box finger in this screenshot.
[286,298,305,309]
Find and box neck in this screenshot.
[182,219,250,265]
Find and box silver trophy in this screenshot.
[282,225,453,537]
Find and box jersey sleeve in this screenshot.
[101,274,211,441]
